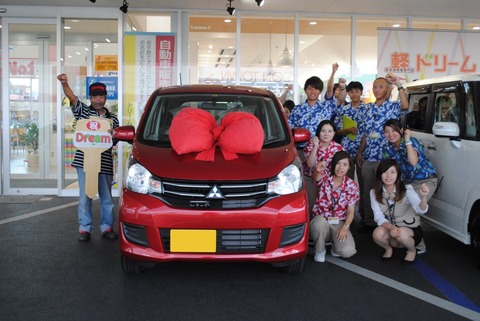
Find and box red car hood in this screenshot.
[131,143,296,181]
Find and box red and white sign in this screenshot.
[74,120,113,149]
[74,117,113,198]
[378,29,480,81]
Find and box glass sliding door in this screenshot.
[5,20,58,193]
[60,18,119,195]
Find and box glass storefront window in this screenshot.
[466,21,480,31]
[355,17,406,102]
[7,23,57,190]
[238,15,294,97]
[62,19,118,190]
[412,19,461,30]
[298,16,351,103]
[189,14,237,85]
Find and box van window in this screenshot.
[434,92,458,123]
[464,83,477,139]
[407,94,428,131]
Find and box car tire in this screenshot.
[471,214,480,268]
[121,255,142,274]
[281,256,305,275]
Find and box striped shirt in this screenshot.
[71,100,119,176]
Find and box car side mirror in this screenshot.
[113,126,135,143]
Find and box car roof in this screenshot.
[152,84,274,97]
[405,73,480,88]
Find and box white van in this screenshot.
[404,74,480,265]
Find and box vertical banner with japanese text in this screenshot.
[124,32,175,126]
[378,29,479,82]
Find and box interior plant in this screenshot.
[25,121,39,154]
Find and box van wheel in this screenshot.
[121,255,142,274]
[471,215,480,268]
[281,256,305,275]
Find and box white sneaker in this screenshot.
[314,251,326,263]
[416,239,427,254]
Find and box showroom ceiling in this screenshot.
[1,0,480,20]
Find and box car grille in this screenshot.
[160,229,269,253]
[156,178,272,209]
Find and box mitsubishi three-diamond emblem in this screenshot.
[207,185,224,199]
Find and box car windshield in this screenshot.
[139,93,288,148]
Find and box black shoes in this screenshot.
[78,232,91,242]
[102,229,118,240]
[78,229,118,241]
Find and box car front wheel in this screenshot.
[281,256,305,275]
[121,255,142,274]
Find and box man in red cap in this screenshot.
[57,74,119,242]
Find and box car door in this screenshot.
[409,82,476,244]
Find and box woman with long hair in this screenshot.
[310,151,359,263]
[371,159,429,264]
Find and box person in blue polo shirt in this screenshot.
[356,73,409,231]
[288,74,345,151]
[382,118,437,254]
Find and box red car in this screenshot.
[114,85,310,274]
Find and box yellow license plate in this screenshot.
[170,229,217,253]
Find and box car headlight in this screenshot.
[125,162,162,194]
[267,164,303,195]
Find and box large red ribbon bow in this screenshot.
[169,107,264,162]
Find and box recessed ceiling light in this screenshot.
[393,24,401,28]
[472,26,480,30]
[309,21,317,25]
[224,19,231,23]
[63,26,71,30]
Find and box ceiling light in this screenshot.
[226,0,236,16]
[255,0,265,6]
[472,26,480,30]
[119,0,129,13]
[392,24,401,28]
[278,20,293,67]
